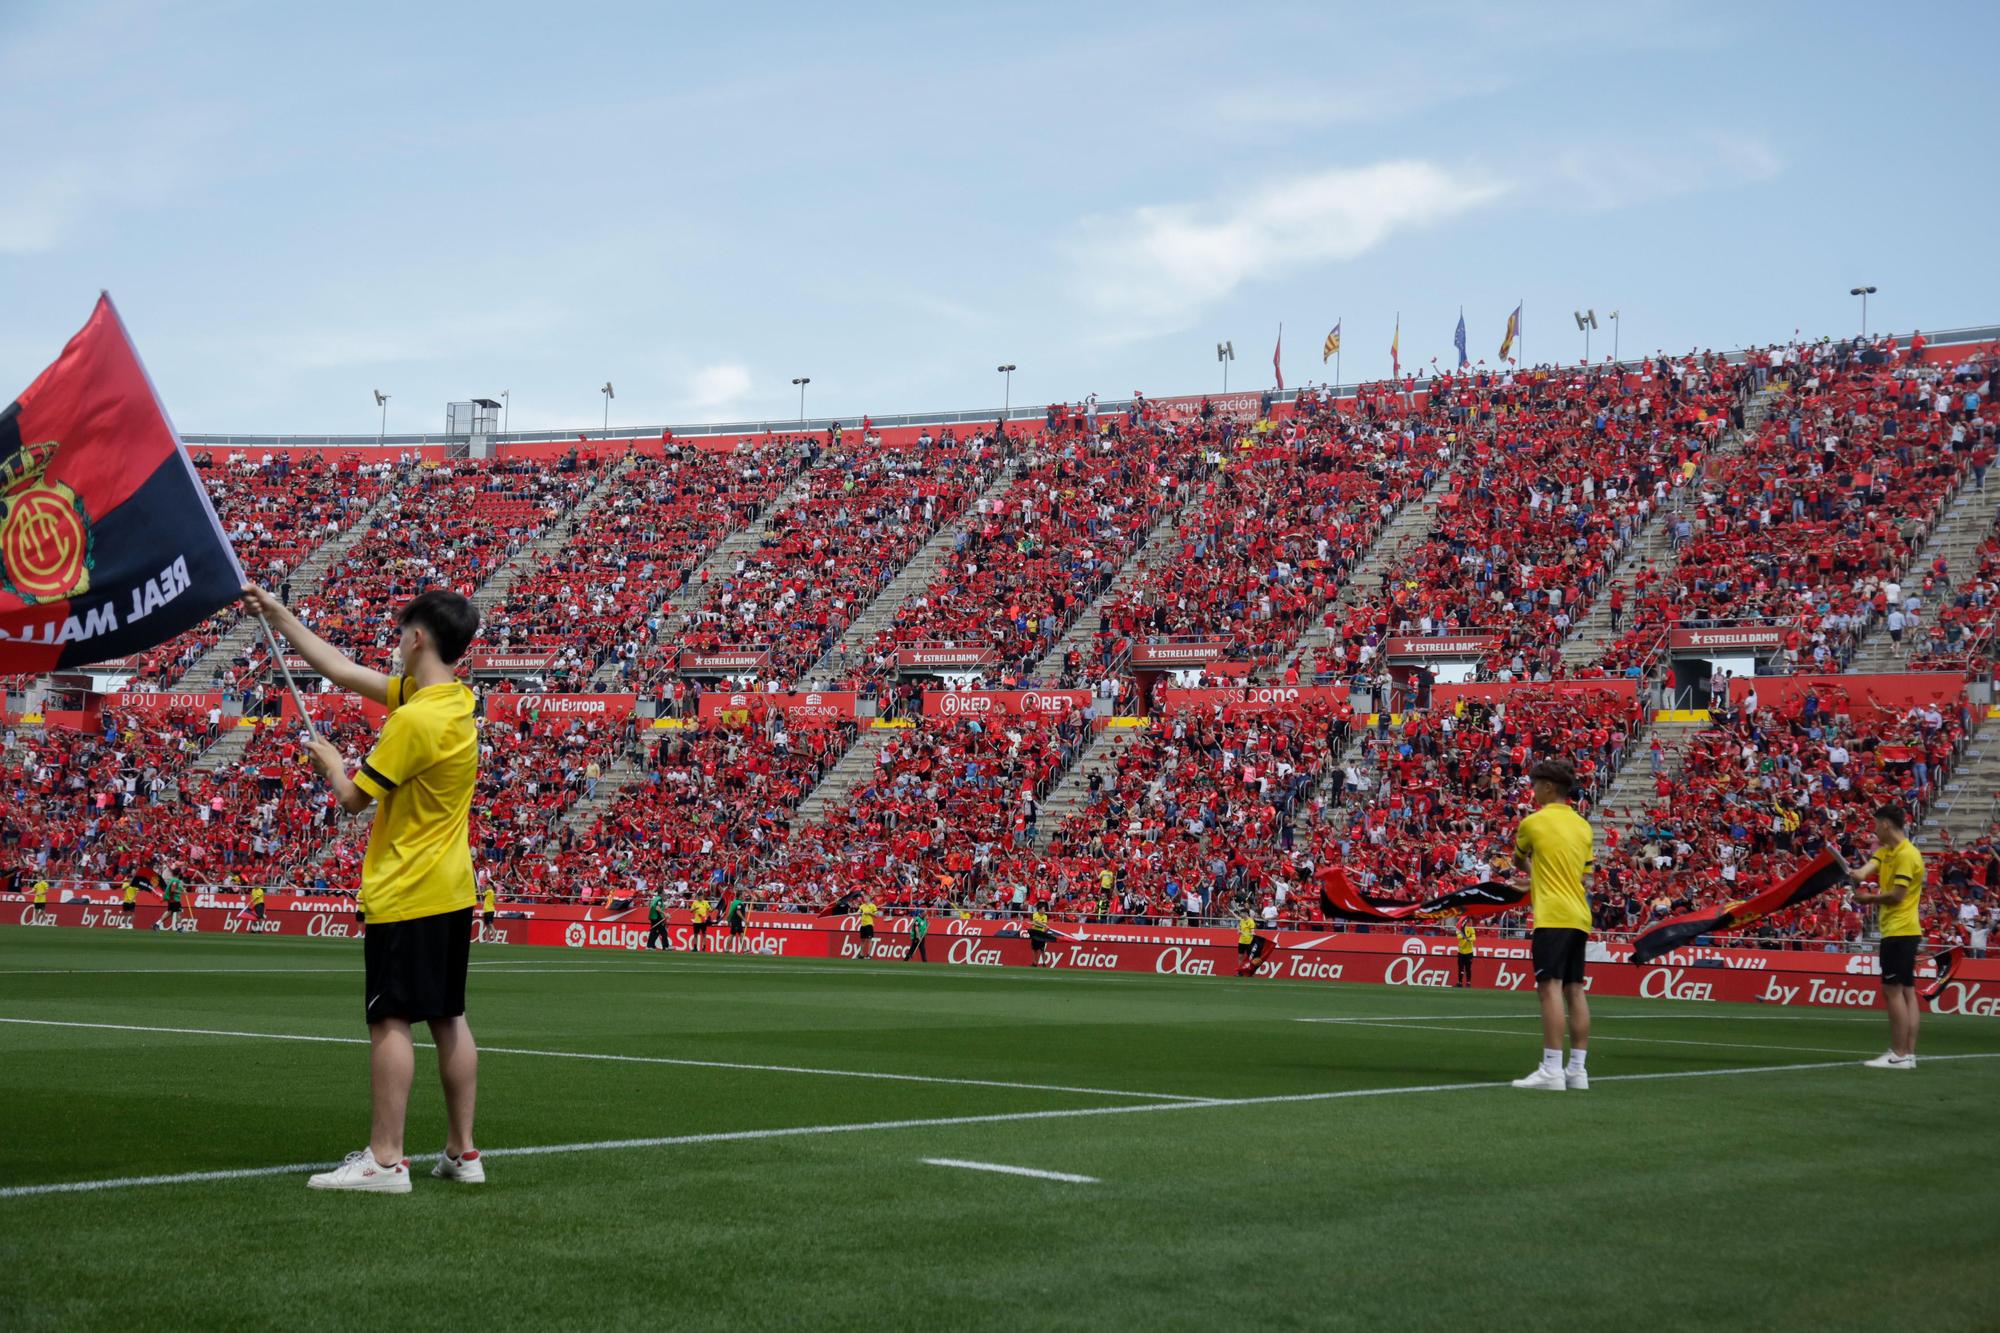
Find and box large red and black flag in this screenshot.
[1630,849,1849,964]
[0,294,241,673]
[1316,864,1527,923]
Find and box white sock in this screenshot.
[1541,1048,1562,1074]
[1567,1049,1588,1073]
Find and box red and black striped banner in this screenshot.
[1630,849,1850,964]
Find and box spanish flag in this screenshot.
[0,295,242,674]
[1499,303,1522,363]
[1390,316,1400,378]
[1322,321,1341,362]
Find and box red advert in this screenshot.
[484,694,639,726]
[697,691,859,727]
[921,690,1091,720]
[9,899,1998,1015]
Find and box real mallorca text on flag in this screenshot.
[0,295,242,672]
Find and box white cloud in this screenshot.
[1066,161,1509,332]
[685,362,754,412]
[1546,133,1782,211]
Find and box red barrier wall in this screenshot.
[1729,672,1967,712]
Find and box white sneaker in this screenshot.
[1566,1069,1590,1091]
[308,1149,411,1193]
[1862,1053,1915,1070]
[431,1148,486,1183]
[1511,1066,1567,1091]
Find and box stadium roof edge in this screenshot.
[179,322,2000,451]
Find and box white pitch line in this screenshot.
[1295,1018,1871,1057]
[5,1053,1997,1201]
[0,1016,1207,1103]
[923,1158,1098,1183]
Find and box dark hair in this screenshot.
[398,590,479,664]
[1527,758,1576,795]
[1873,802,1906,829]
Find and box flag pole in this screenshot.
[255,608,321,742]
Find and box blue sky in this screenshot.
[4,1,1996,435]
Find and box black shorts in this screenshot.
[255,903,266,920]
[1532,928,1589,985]
[1879,935,1920,988]
[1029,930,1048,952]
[122,902,135,914]
[859,924,874,939]
[363,906,473,1024]
[728,920,744,936]
[482,911,495,927]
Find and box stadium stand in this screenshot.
[6,330,1995,952]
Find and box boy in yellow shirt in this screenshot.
[244,584,485,1193]
[1510,759,1595,1092]
[1848,803,1925,1069]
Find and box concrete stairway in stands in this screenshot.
[470,453,639,618]
[1847,479,2000,675]
[187,721,258,777]
[588,462,821,687]
[1029,488,1194,686]
[1589,718,1706,843]
[806,458,1020,680]
[1921,711,2000,847]
[171,465,415,691]
[1275,466,1460,677]
[1558,386,1778,670]
[555,730,667,837]
[1030,725,1133,846]
[788,726,895,828]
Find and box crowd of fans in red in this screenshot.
[677,429,1004,686]
[1594,341,1997,681]
[7,339,1997,958]
[1604,681,1982,945]
[753,711,1097,910]
[493,439,813,692]
[115,452,393,689]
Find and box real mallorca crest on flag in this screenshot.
[0,294,242,673]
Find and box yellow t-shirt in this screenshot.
[1238,917,1256,945]
[1514,803,1594,933]
[859,901,879,926]
[1457,924,1476,955]
[482,887,496,913]
[350,676,478,925]
[32,880,48,905]
[250,886,265,906]
[1876,838,1924,939]
[122,881,138,905]
[693,899,712,924]
[1031,909,1049,933]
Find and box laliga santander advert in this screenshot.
[7,896,1997,1014]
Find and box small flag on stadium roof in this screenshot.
[1499,302,1522,363]
[1390,315,1400,377]
[0,294,243,673]
[1322,321,1341,362]
[1454,309,1469,368]
[1272,324,1284,391]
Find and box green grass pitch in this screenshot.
[1,926,1996,1331]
